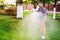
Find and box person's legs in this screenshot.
[40,16,46,39]
[40,23,46,35]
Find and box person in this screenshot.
[16,0,23,18]
[38,2,47,39]
[32,3,39,12]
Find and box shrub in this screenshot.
[5,7,17,15]
[0,5,4,9]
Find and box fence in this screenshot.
[45,3,60,12]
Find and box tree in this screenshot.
[0,0,4,2]
[31,0,54,6]
[16,0,23,18]
[31,0,37,4]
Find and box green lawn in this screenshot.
[23,10,32,17]
[0,11,31,40]
[56,14,60,19]
[0,12,60,40]
[46,14,60,40]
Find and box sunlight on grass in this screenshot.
[0,11,31,40]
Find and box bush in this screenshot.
[5,7,17,15]
[0,5,4,9]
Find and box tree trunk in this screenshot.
[16,0,23,18]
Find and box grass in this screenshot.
[0,12,60,40]
[47,13,60,19]
[46,14,60,40]
[0,11,31,40]
[56,14,60,19]
[0,15,19,40]
[23,10,32,17]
